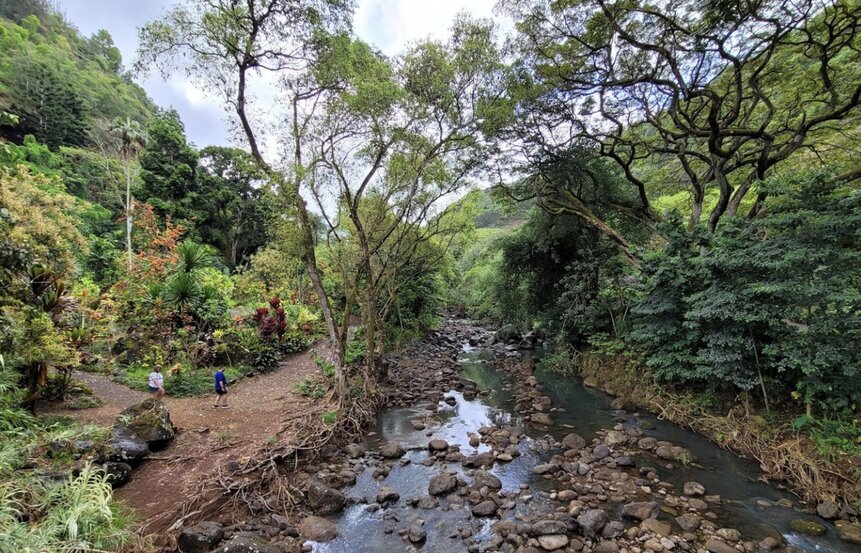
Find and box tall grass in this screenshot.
[0,360,136,552]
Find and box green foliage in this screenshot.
[630,171,861,414]
[321,411,337,424]
[137,110,199,226]
[297,377,326,399]
[196,146,273,268]
[0,13,154,148]
[343,336,365,365]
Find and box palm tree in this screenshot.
[109,117,148,270]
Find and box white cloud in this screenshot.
[172,78,209,108]
[355,0,501,55]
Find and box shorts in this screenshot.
[216,388,227,395]
[149,385,160,393]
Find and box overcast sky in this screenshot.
[55,0,501,149]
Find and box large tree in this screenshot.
[137,110,200,228]
[137,0,354,382]
[307,22,506,371]
[196,146,272,268]
[503,0,861,232]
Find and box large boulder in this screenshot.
[117,398,175,448]
[299,516,339,542]
[178,521,224,553]
[305,480,346,515]
[105,427,149,463]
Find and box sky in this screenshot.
[55,0,502,150]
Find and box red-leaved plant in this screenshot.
[252,297,287,343]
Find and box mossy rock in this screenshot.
[116,398,175,448]
[493,324,521,344]
[790,519,826,536]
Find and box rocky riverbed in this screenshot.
[177,318,861,553]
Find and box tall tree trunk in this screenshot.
[125,159,133,270]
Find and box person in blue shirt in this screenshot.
[213,368,229,408]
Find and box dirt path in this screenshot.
[49,346,331,534]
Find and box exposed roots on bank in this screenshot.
[136,375,382,547]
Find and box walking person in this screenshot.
[213,368,228,408]
[148,366,165,400]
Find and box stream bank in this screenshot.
[574,351,860,524]
[177,318,861,553]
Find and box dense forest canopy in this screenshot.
[0,0,860,550]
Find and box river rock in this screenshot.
[213,536,280,553]
[345,443,365,458]
[379,442,405,459]
[687,498,708,511]
[604,431,627,446]
[641,518,671,536]
[102,461,132,488]
[428,439,449,451]
[531,413,553,426]
[428,473,458,495]
[759,536,781,550]
[622,501,660,521]
[675,514,701,531]
[376,485,400,505]
[299,515,339,542]
[117,398,175,447]
[531,520,568,536]
[704,538,737,553]
[408,520,426,543]
[592,444,611,460]
[533,463,560,475]
[683,481,705,496]
[602,521,624,539]
[562,433,587,451]
[178,521,224,553]
[790,519,826,536]
[816,500,839,519]
[836,521,861,544]
[717,528,741,541]
[577,508,608,537]
[472,470,502,490]
[471,500,498,516]
[537,534,569,550]
[463,452,493,468]
[417,495,439,509]
[596,540,620,553]
[306,480,346,514]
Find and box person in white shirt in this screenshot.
[148,366,165,400]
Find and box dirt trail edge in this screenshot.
[50,345,329,535]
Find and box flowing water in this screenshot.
[313,344,859,553]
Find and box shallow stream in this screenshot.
[313,344,859,553]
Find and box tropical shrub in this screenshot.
[630,171,861,415]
